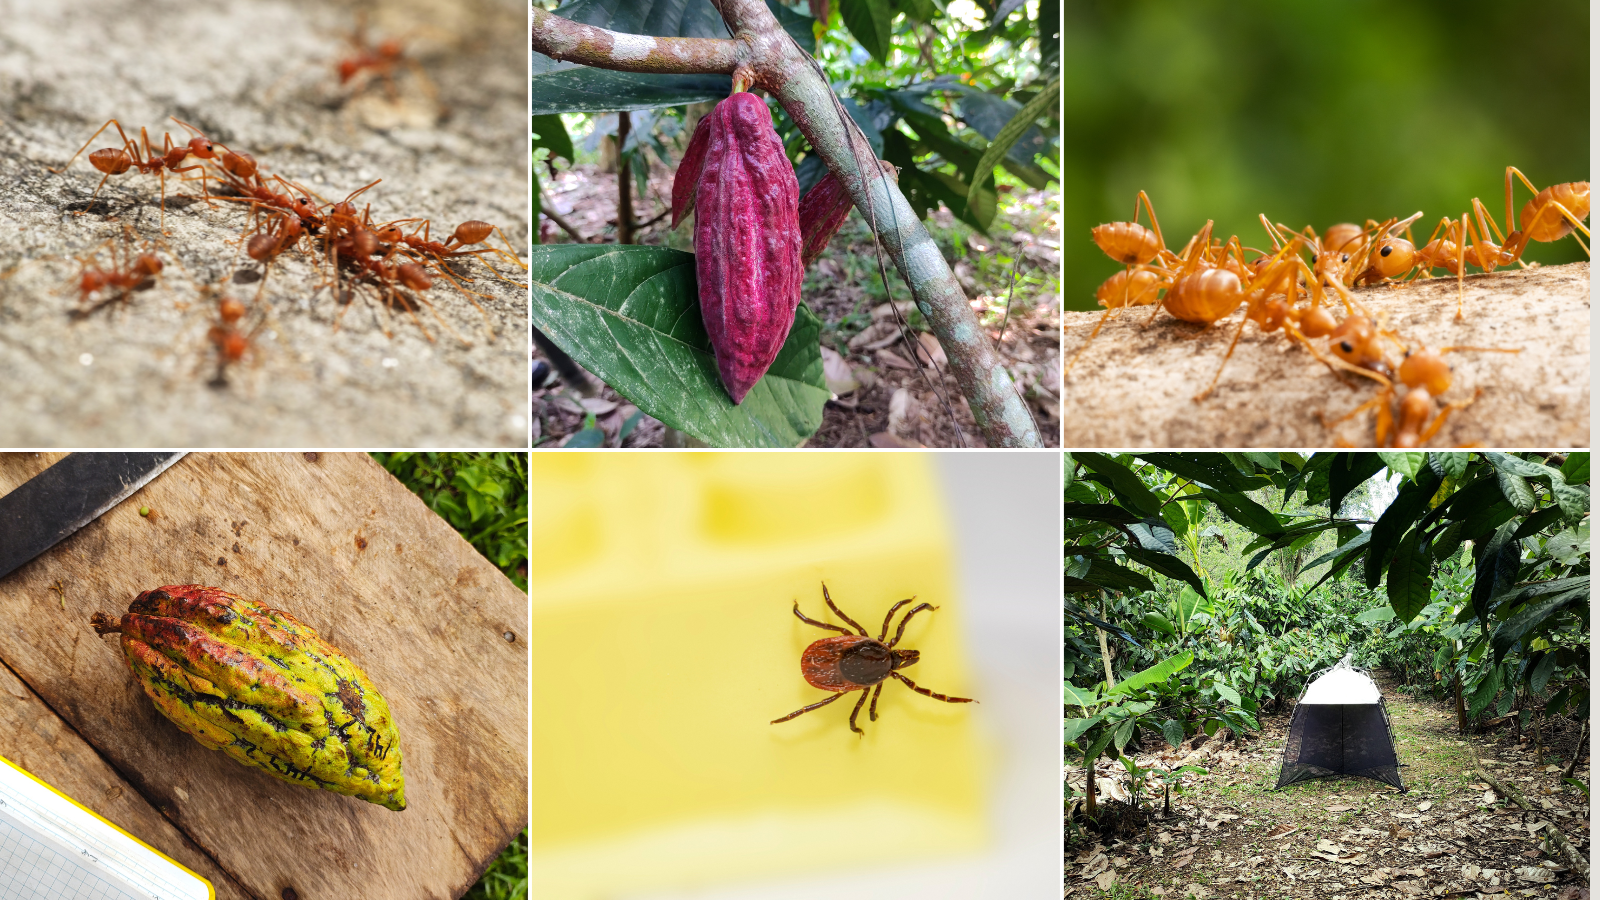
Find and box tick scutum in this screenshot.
[838,639,893,686]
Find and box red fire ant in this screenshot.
[336,15,436,105]
[49,119,221,233]
[70,229,164,315]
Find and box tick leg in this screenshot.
[877,598,915,641]
[886,602,937,648]
[792,601,852,636]
[821,583,867,635]
[847,688,871,736]
[868,681,883,721]
[891,671,975,704]
[771,691,847,724]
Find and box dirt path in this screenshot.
[1066,670,1590,899]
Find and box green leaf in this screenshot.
[1429,452,1470,481]
[1112,718,1135,754]
[1198,488,1283,536]
[1161,719,1184,749]
[530,114,574,163]
[1365,465,1443,589]
[1171,586,1205,634]
[1108,651,1194,697]
[1386,525,1434,624]
[1494,467,1536,514]
[1329,452,1387,515]
[1471,520,1522,620]
[1063,682,1099,710]
[840,0,893,63]
[529,245,827,447]
[1491,593,1584,663]
[1063,714,1100,744]
[1530,653,1559,695]
[967,75,1059,209]
[1356,605,1396,624]
[1136,453,1264,493]
[1084,558,1157,595]
[1213,682,1241,706]
[1550,480,1590,521]
[1378,452,1426,482]
[1546,520,1590,565]
[1560,452,1590,484]
[1142,612,1175,637]
[1121,545,1208,599]
[1468,666,1502,717]
[1077,453,1165,517]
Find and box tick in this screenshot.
[770,583,975,736]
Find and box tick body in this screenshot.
[772,583,974,737]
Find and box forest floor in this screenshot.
[1065,670,1590,900]
[531,158,1061,448]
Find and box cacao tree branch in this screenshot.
[529,9,742,74]
[531,2,1045,447]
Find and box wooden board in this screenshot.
[0,453,529,900]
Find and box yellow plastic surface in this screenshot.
[530,453,988,899]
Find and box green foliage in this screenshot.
[374,453,529,591]
[1060,0,1588,310]
[1066,452,1590,761]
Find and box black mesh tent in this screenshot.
[1274,657,1405,792]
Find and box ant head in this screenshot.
[219,298,246,324]
[891,648,919,671]
[187,137,217,159]
[134,254,163,278]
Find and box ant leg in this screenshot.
[890,671,975,704]
[1194,311,1250,403]
[886,602,937,648]
[49,119,132,173]
[790,600,853,636]
[1065,308,1114,374]
[847,689,871,736]
[770,691,847,725]
[1416,388,1482,446]
[821,583,867,635]
[868,682,884,721]
[877,598,915,641]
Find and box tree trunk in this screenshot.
[1455,668,1466,734]
[616,111,635,245]
[1060,262,1590,447]
[1563,720,1588,779]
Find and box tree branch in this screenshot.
[531,1,1044,447]
[1060,262,1590,447]
[530,8,742,74]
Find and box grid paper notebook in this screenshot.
[0,756,210,900]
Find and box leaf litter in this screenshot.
[1065,670,1589,900]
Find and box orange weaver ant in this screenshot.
[49,120,220,233]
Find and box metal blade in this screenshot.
[0,453,185,581]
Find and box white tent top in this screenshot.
[1299,663,1381,705]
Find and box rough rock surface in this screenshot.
[0,0,528,446]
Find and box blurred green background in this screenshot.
[1059,0,1589,311]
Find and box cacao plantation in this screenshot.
[92,585,407,811]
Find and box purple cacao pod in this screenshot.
[670,113,714,229]
[693,92,802,404]
[798,170,854,267]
